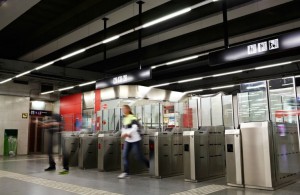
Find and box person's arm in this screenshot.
[127,122,138,136]
[121,127,131,138]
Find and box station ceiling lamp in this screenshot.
[0,0,218,85]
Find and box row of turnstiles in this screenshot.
[62,126,226,181]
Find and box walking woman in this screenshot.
[118,105,149,179]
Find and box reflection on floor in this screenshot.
[0,155,299,195]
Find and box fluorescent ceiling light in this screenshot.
[60,49,86,60]
[142,8,191,28]
[0,78,12,84]
[246,84,265,89]
[212,70,243,77]
[102,35,120,44]
[166,55,199,65]
[15,71,31,78]
[190,0,217,9]
[211,85,235,90]
[79,81,96,87]
[255,62,292,70]
[35,61,55,70]
[150,83,170,88]
[185,89,203,93]
[58,86,74,91]
[178,77,203,83]
[41,91,55,95]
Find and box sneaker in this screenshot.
[59,169,69,175]
[44,167,56,171]
[118,172,128,179]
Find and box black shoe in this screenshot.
[44,167,56,171]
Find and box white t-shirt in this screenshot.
[121,124,141,143]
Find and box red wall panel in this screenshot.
[94,90,101,131]
[60,93,82,131]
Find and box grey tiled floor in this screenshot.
[0,155,299,195]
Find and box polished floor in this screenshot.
[0,155,299,195]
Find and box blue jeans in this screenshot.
[123,141,149,174]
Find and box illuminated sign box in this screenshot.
[96,68,152,89]
[209,29,300,66]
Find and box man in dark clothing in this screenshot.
[43,114,69,175]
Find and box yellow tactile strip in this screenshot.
[171,184,229,195]
[0,170,121,195]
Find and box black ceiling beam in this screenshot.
[33,0,219,64]
[0,0,132,59]
[83,1,300,74]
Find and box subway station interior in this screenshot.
[1,0,300,194]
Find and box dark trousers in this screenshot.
[48,131,56,167]
[123,141,149,174]
[48,131,69,170]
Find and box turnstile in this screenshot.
[240,122,299,190]
[62,133,80,167]
[120,133,149,174]
[225,129,243,187]
[98,131,121,171]
[78,134,98,169]
[183,126,225,182]
[150,128,184,178]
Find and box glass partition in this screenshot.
[238,81,269,123]
[201,97,212,126]
[222,95,234,129]
[268,77,300,179]
[211,95,223,126]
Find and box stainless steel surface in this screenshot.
[98,131,121,171]
[150,128,184,178]
[62,134,79,167]
[184,126,225,182]
[241,122,276,190]
[78,134,98,169]
[225,129,243,187]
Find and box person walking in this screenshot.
[118,105,149,179]
[43,114,69,175]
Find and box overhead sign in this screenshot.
[30,110,52,116]
[209,29,300,66]
[96,68,152,89]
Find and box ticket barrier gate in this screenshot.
[78,133,98,169]
[183,126,225,182]
[120,132,150,174]
[62,133,80,167]
[98,131,121,171]
[149,128,184,178]
[225,129,244,187]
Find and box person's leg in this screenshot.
[59,142,69,175]
[45,130,56,171]
[122,141,132,174]
[132,141,149,168]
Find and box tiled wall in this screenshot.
[0,95,30,155]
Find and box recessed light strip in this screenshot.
[15,71,31,78]
[142,8,192,28]
[2,1,218,84]
[79,81,96,87]
[58,86,75,91]
[60,49,86,60]
[41,91,55,95]
[0,78,12,84]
